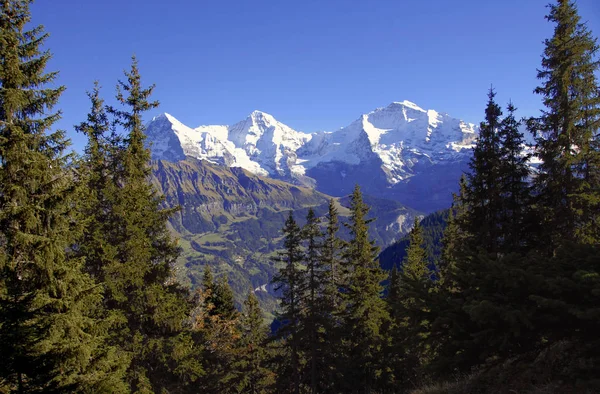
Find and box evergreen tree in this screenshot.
[527,0,600,248]
[401,218,429,282]
[322,199,343,309]
[271,212,305,394]
[498,102,532,252]
[339,185,390,392]
[319,199,344,392]
[202,265,215,299]
[213,274,238,321]
[462,88,504,254]
[0,1,127,391]
[522,3,600,385]
[388,220,434,387]
[299,208,329,393]
[231,292,274,394]
[194,272,241,393]
[430,93,537,375]
[97,57,201,392]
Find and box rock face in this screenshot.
[146,100,478,212]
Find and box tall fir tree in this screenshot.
[430,93,538,375]
[231,292,274,394]
[319,199,344,391]
[388,219,434,387]
[462,88,504,254]
[94,57,202,392]
[522,3,600,385]
[339,185,391,393]
[194,271,241,393]
[299,208,329,393]
[497,102,532,252]
[0,1,127,391]
[212,274,238,321]
[321,199,343,318]
[271,212,305,394]
[527,0,600,248]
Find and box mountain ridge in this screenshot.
[146,100,479,212]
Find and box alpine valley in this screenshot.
[146,100,479,310]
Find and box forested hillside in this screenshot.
[0,0,598,393]
[149,157,418,314]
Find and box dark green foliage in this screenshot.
[379,210,449,272]
[271,212,304,394]
[498,103,533,252]
[428,92,537,375]
[300,209,323,393]
[230,292,274,393]
[77,58,203,392]
[461,88,505,254]
[386,220,435,387]
[338,185,390,392]
[213,275,238,321]
[527,0,600,248]
[0,1,127,391]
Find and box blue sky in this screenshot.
[33,0,599,151]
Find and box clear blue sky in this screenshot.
[33,0,599,151]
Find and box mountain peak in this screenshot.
[248,110,277,124]
[151,112,182,125]
[390,100,426,112]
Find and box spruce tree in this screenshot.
[0,1,126,391]
[98,57,201,392]
[299,208,329,393]
[523,3,600,382]
[339,185,390,392]
[212,274,238,321]
[527,0,600,248]
[195,271,241,393]
[498,102,532,252]
[271,212,305,394]
[462,88,504,254]
[430,93,536,375]
[389,219,434,386]
[231,292,274,394]
[320,199,344,392]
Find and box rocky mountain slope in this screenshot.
[146,101,478,212]
[150,158,418,313]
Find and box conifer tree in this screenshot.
[527,0,600,248]
[322,199,343,308]
[319,199,344,391]
[299,208,330,393]
[430,93,536,375]
[462,88,504,254]
[195,272,241,393]
[388,220,434,386]
[339,185,390,392]
[231,292,274,394]
[523,2,600,376]
[498,102,532,252]
[213,274,238,321]
[0,1,127,391]
[96,57,201,392]
[271,212,305,394]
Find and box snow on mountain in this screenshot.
[145,101,479,197]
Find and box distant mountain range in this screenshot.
[146,100,478,212]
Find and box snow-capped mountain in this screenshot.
[146,100,479,212]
